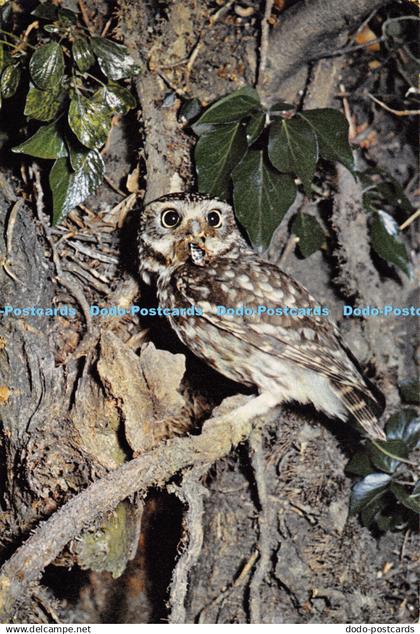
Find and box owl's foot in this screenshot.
[203,392,281,447]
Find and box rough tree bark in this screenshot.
[0,0,418,624]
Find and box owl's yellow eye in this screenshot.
[161,208,180,228]
[207,210,222,228]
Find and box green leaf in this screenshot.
[299,108,354,172]
[0,44,4,74]
[372,181,414,215]
[370,211,410,276]
[360,170,415,217]
[399,380,420,404]
[246,111,266,145]
[68,94,111,149]
[12,121,67,159]
[269,101,295,115]
[194,86,260,126]
[195,122,247,199]
[268,117,318,195]
[31,2,58,19]
[30,42,64,90]
[49,151,105,224]
[95,83,136,114]
[57,7,77,24]
[385,409,415,440]
[291,212,325,257]
[367,439,408,474]
[1,64,21,98]
[360,493,389,528]
[24,86,61,121]
[345,450,374,477]
[391,483,420,514]
[72,38,95,72]
[178,98,201,123]
[90,37,139,81]
[404,418,420,449]
[349,472,392,516]
[232,149,297,250]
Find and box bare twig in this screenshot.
[399,208,420,231]
[198,549,259,623]
[0,394,280,621]
[66,240,119,265]
[339,82,357,140]
[257,0,274,90]
[104,174,126,198]
[184,0,235,82]
[168,466,209,624]
[311,36,385,60]
[367,92,420,117]
[1,199,24,284]
[278,234,299,268]
[248,429,272,624]
[78,0,94,34]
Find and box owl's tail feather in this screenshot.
[331,381,386,441]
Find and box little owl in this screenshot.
[138,192,385,440]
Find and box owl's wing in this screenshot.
[175,256,385,437]
[176,257,359,385]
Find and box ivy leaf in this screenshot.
[90,37,139,81]
[195,122,247,199]
[12,121,67,159]
[31,2,58,20]
[360,493,390,528]
[193,86,261,127]
[299,108,354,172]
[376,177,414,215]
[68,94,111,149]
[345,450,374,477]
[57,7,77,25]
[30,42,64,90]
[49,151,105,224]
[268,117,318,195]
[72,38,95,72]
[232,149,297,250]
[349,472,392,516]
[385,409,416,440]
[269,101,295,115]
[364,179,415,216]
[24,86,61,121]
[1,64,21,98]
[366,439,408,474]
[404,418,420,449]
[178,98,201,123]
[399,379,420,404]
[95,83,136,115]
[391,483,420,514]
[246,111,266,145]
[291,212,325,257]
[370,211,410,276]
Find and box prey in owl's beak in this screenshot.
[189,242,207,266]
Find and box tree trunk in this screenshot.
[0,0,417,624]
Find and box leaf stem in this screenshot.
[82,71,106,87]
[370,439,417,466]
[0,30,36,50]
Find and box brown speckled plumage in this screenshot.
[138,193,385,440]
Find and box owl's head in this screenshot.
[138,192,247,282]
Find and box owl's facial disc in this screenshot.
[140,195,245,275]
